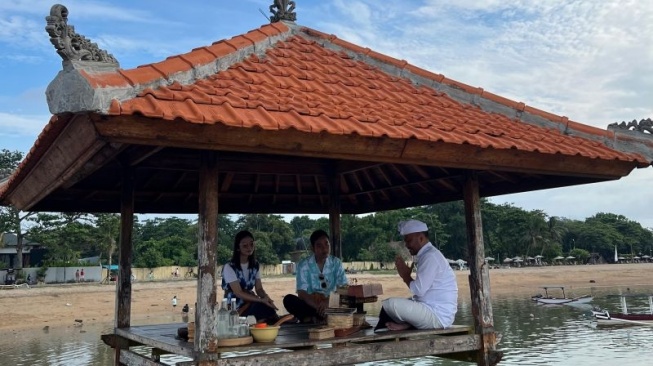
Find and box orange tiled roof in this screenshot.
[70,22,642,165]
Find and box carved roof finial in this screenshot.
[45,4,118,65]
[270,0,297,23]
[608,118,653,134]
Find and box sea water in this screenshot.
[1,285,651,365]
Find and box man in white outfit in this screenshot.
[375,219,458,331]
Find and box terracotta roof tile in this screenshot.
[97,28,644,165]
[80,69,130,89]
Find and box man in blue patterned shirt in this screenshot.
[283,229,348,323]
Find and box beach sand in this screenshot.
[1,263,649,332]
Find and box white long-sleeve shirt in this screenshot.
[409,242,458,327]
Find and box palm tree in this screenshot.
[522,211,547,258]
[541,216,565,256]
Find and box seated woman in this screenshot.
[283,229,348,323]
[221,230,279,324]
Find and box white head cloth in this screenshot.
[398,219,428,236]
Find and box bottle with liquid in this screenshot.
[217,298,229,339]
[229,298,240,337]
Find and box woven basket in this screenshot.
[309,326,335,340]
[353,312,366,326]
[327,313,353,329]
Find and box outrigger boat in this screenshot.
[531,286,593,305]
[592,294,653,326]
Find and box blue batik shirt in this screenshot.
[295,254,348,296]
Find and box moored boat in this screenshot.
[592,294,653,326]
[531,286,593,305]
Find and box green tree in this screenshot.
[133,217,196,267]
[91,213,120,269]
[522,210,547,258]
[0,149,36,269]
[236,214,294,261]
[28,212,95,265]
[569,248,590,263]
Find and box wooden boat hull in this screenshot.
[593,310,653,326]
[532,295,593,305]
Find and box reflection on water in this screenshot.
[1,285,651,365]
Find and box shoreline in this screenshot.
[1,263,650,333]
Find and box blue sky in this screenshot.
[1,0,652,227]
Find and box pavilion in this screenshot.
[2,2,653,366]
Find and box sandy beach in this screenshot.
[1,263,649,332]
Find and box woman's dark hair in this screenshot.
[231,230,256,271]
[309,229,330,248]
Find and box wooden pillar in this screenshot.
[328,170,342,258]
[196,151,219,364]
[463,172,502,366]
[114,166,134,364]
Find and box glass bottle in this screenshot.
[229,298,240,337]
[217,298,229,339]
[238,316,250,337]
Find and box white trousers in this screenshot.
[382,297,443,329]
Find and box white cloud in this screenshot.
[0,112,50,137]
[492,167,653,229]
[0,0,651,228]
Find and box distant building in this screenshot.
[0,233,43,268]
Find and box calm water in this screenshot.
[2,285,652,366]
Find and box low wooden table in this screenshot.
[337,284,383,313]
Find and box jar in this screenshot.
[238,317,250,337]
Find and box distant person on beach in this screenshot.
[283,229,348,323]
[75,269,80,282]
[172,295,178,308]
[148,270,154,281]
[80,269,85,282]
[221,230,279,324]
[182,304,189,314]
[374,219,457,332]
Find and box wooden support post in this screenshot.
[328,170,342,258]
[115,166,134,365]
[463,172,503,366]
[196,151,219,364]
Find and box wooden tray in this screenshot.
[218,336,253,347]
[325,307,356,314]
[334,326,362,337]
[309,326,335,340]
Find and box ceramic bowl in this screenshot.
[249,325,280,343]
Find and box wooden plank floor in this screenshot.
[111,318,472,361]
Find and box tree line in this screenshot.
[2,149,653,269]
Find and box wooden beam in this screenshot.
[196,151,219,358]
[115,166,134,365]
[219,334,480,366]
[62,142,125,189]
[87,114,638,180]
[221,172,234,192]
[119,349,167,366]
[123,146,164,167]
[463,172,503,366]
[328,168,342,258]
[7,115,106,210]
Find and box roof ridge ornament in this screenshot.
[270,0,297,23]
[608,118,653,134]
[45,4,118,65]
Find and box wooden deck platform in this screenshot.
[103,319,476,366]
